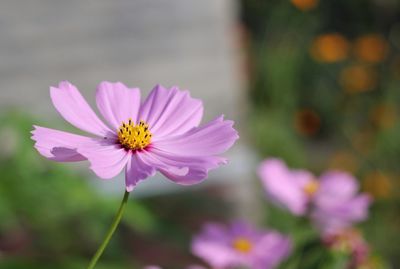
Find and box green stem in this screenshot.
[87,190,130,269]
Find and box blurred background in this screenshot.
[0,0,400,268]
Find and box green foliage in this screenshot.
[0,111,156,268]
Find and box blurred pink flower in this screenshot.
[191,221,292,269]
[258,159,371,234]
[32,81,238,191]
[258,158,316,215]
[311,171,372,234]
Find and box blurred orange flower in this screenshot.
[351,129,374,156]
[311,33,350,63]
[294,108,321,136]
[369,104,397,129]
[291,0,319,11]
[339,64,378,93]
[363,171,392,199]
[328,150,359,173]
[354,34,389,63]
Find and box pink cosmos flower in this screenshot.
[191,221,292,269]
[258,158,371,234]
[31,81,238,191]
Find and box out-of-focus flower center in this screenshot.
[327,228,364,254]
[118,119,152,150]
[232,237,253,253]
[304,180,319,196]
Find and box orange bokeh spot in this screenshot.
[339,64,378,93]
[294,108,321,136]
[354,34,389,63]
[311,33,350,63]
[351,129,374,156]
[291,0,319,11]
[329,151,359,173]
[363,172,392,199]
[369,104,397,130]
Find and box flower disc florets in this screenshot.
[118,119,152,150]
[303,179,319,196]
[232,237,253,253]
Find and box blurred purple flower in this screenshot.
[191,221,292,269]
[311,171,372,234]
[258,158,317,215]
[258,159,371,234]
[31,81,238,191]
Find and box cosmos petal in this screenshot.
[125,153,156,192]
[145,148,227,185]
[139,85,203,137]
[258,159,313,216]
[312,171,372,234]
[96,81,141,129]
[152,115,238,155]
[317,171,359,200]
[31,125,91,162]
[253,232,292,269]
[50,81,112,136]
[77,141,130,179]
[192,223,239,269]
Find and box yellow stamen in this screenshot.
[304,179,319,196]
[232,237,252,253]
[117,119,152,150]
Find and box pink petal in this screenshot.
[253,232,292,269]
[191,224,239,269]
[77,141,130,179]
[318,171,359,200]
[138,115,237,185]
[139,85,203,137]
[152,115,239,155]
[125,153,156,192]
[346,194,372,221]
[258,159,313,216]
[96,81,141,129]
[32,125,129,179]
[312,194,371,232]
[50,81,113,136]
[31,125,92,162]
[143,148,227,185]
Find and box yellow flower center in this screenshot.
[117,119,152,150]
[232,237,253,253]
[303,179,319,196]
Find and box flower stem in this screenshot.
[87,190,130,269]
